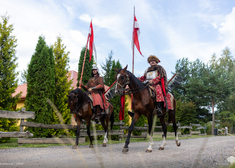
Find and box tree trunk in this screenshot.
[211,96,214,135]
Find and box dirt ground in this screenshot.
[0,136,234,168]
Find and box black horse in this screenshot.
[68,88,114,148]
[115,65,181,153]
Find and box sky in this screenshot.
[1,0,235,84]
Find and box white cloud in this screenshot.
[218,7,235,47]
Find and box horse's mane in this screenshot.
[70,88,85,95]
[126,70,145,88]
[116,68,145,88]
[69,88,89,103]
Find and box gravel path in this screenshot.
[0,136,235,168]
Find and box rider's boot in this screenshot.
[128,111,134,118]
[156,102,163,118]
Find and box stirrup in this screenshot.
[128,111,134,118]
[95,117,99,124]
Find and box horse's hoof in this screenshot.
[72,145,77,149]
[103,143,106,147]
[158,147,164,150]
[89,145,94,148]
[122,148,129,153]
[177,142,181,147]
[146,149,152,153]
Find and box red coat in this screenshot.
[138,66,173,110]
[139,73,164,102]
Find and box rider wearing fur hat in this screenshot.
[80,65,107,123]
[129,55,168,118]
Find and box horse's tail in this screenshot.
[167,96,176,126]
[109,103,114,130]
[110,110,114,130]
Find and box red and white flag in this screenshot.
[89,21,97,62]
[132,15,143,56]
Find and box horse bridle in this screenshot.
[116,73,130,92]
[70,93,89,114]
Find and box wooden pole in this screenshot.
[132,6,135,74]
[79,33,90,88]
[131,6,135,111]
[104,80,116,94]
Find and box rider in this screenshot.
[80,65,106,123]
[128,55,168,118]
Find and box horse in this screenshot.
[114,65,181,153]
[67,88,114,148]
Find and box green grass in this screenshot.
[0,134,213,149]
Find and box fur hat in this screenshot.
[147,55,160,64]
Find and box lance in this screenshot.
[167,73,177,84]
[167,66,184,84]
[104,80,117,94]
[79,33,90,88]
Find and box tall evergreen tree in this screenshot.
[77,47,94,86]
[213,47,235,133]
[0,15,20,142]
[25,36,55,137]
[0,15,19,109]
[101,50,113,85]
[173,58,211,123]
[52,36,71,135]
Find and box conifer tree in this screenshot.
[77,47,94,86]
[109,60,121,121]
[52,36,71,135]
[0,15,20,142]
[173,58,211,123]
[0,15,19,109]
[101,50,113,85]
[25,36,55,137]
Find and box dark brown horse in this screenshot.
[67,88,114,148]
[115,65,181,153]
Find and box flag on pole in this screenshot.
[89,21,97,62]
[133,15,143,56]
[119,95,125,120]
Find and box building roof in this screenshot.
[12,83,27,99]
[13,70,110,99]
[67,70,78,90]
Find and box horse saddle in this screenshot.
[147,84,156,99]
[87,93,94,109]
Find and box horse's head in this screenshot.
[67,92,78,114]
[114,65,129,95]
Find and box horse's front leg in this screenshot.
[159,115,167,150]
[123,112,140,153]
[86,120,93,148]
[73,117,81,149]
[100,116,108,147]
